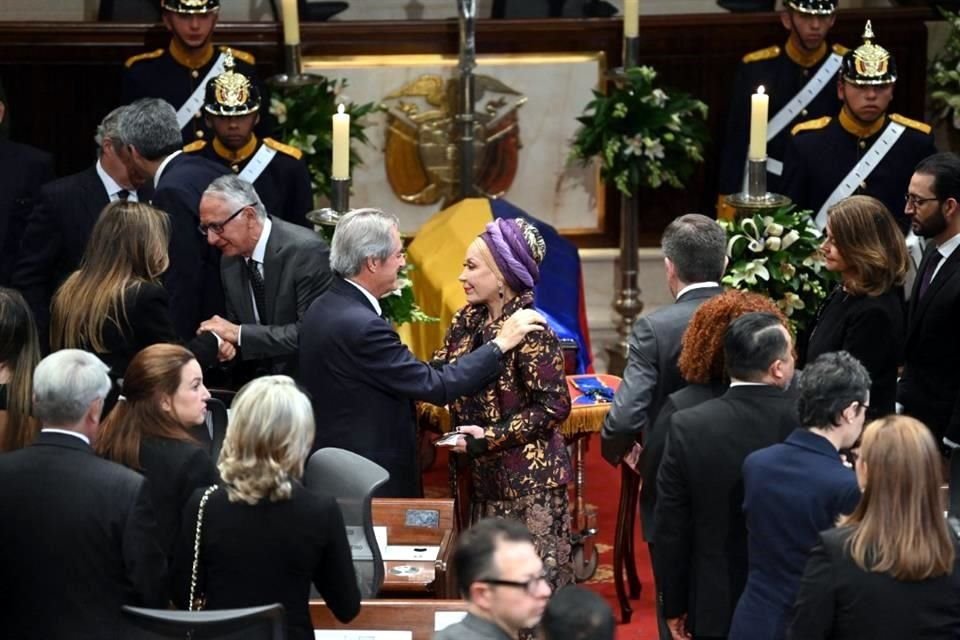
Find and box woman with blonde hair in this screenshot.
[50,200,224,388]
[0,288,41,452]
[173,376,359,639]
[790,415,960,639]
[804,195,908,418]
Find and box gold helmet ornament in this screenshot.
[784,0,837,16]
[203,50,261,117]
[841,21,897,86]
[161,0,219,14]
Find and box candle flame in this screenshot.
[337,103,345,114]
[757,85,765,95]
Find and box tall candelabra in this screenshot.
[307,178,351,230]
[724,158,790,215]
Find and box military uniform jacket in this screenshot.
[185,136,314,227]
[718,40,846,196]
[122,42,268,143]
[782,109,937,231]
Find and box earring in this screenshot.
[498,281,504,299]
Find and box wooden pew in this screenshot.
[311,599,468,640]
[372,498,458,598]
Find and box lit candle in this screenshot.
[281,0,300,46]
[748,85,769,161]
[624,0,639,38]
[332,104,350,180]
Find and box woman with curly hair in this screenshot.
[172,376,359,639]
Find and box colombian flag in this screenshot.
[397,197,593,373]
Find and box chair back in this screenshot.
[122,603,286,639]
[559,338,580,375]
[304,448,390,598]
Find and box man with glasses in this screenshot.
[197,175,330,384]
[782,21,936,234]
[434,518,551,640]
[117,97,229,339]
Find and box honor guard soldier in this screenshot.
[121,0,267,144]
[718,0,846,213]
[782,21,937,235]
[183,55,314,228]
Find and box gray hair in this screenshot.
[662,213,727,284]
[329,208,400,278]
[204,174,267,220]
[117,98,182,161]
[94,106,127,159]
[799,351,871,429]
[33,349,111,427]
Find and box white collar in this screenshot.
[153,150,183,187]
[345,278,383,316]
[249,217,272,265]
[676,281,719,300]
[935,232,960,260]
[41,428,90,446]
[95,158,136,201]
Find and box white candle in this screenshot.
[282,0,300,45]
[624,0,639,38]
[332,104,350,180]
[748,85,769,161]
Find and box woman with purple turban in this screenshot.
[439,217,574,589]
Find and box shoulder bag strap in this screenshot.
[188,484,220,611]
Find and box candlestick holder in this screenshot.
[725,158,791,216]
[622,34,639,70]
[306,178,351,231]
[268,44,321,89]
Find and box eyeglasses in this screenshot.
[198,204,254,236]
[904,193,940,208]
[480,571,549,595]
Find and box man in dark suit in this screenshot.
[197,175,330,381]
[299,208,547,498]
[118,97,230,340]
[13,105,152,348]
[731,351,866,640]
[655,312,800,640]
[899,152,960,511]
[0,349,167,639]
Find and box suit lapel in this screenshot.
[909,247,937,319]
[224,256,256,323]
[908,247,960,341]
[263,222,284,322]
[80,166,110,221]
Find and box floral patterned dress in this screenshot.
[432,290,574,589]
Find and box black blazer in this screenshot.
[789,526,960,640]
[899,245,960,443]
[173,484,361,640]
[12,165,153,348]
[0,431,167,639]
[0,139,54,286]
[139,436,218,558]
[655,384,800,638]
[152,153,230,340]
[299,277,503,497]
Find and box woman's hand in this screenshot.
[451,425,485,453]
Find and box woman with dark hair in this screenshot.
[804,194,908,418]
[97,343,216,558]
[0,288,40,452]
[790,415,960,639]
[439,217,574,589]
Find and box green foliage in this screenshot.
[720,206,836,333]
[380,265,439,325]
[570,65,709,196]
[929,7,960,129]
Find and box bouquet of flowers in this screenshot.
[720,206,835,332]
[570,65,709,196]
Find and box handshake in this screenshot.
[197,314,240,363]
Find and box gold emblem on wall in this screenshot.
[383,74,527,205]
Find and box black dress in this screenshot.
[805,286,904,419]
[173,483,360,640]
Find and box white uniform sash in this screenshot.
[238,144,277,183]
[176,52,228,130]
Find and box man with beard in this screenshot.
[718,0,845,212]
[782,21,936,234]
[900,152,960,479]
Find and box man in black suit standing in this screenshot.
[197,175,330,382]
[299,208,546,498]
[655,312,799,640]
[0,349,167,639]
[118,97,230,340]
[13,105,152,348]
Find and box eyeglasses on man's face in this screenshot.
[479,570,549,596]
[904,193,940,208]
[198,204,255,236]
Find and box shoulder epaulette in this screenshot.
[792,116,831,135]
[743,46,780,64]
[832,44,850,56]
[221,46,256,65]
[890,113,932,135]
[264,137,303,160]
[183,140,207,153]
[124,48,164,68]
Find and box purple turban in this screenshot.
[479,218,544,294]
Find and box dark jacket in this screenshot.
[0,139,54,286]
[0,431,167,639]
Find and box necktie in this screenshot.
[245,259,267,322]
[116,189,130,201]
[918,250,943,300]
